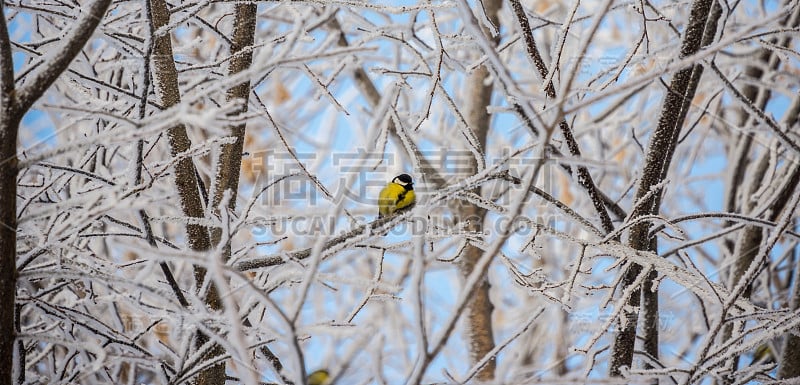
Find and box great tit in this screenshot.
[378,174,415,218]
[307,369,331,385]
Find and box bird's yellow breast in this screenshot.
[308,370,330,385]
[378,182,415,216]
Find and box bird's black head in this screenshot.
[393,174,414,189]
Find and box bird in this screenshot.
[378,173,416,218]
[749,343,776,366]
[307,369,331,385]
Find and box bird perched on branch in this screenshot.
[378,173,415,218]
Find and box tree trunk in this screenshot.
[147,1,235,382]
[610,0,719,377]
[456,0,501,380]
[148,0,211,258]
[0,114,20,385]
[196,4,256,385]
[0,5,14,379]
[210,2,256,217]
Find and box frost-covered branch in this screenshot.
[8,1,800,383]
[14,0,112,113]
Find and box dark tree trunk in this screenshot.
[610,0,720,377]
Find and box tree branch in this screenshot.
[509,0,620,233]
[14,0,113,113]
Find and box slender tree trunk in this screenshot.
[209,2,256,216]
[0,9,18,380]
[0,6,15,381]
[456,0,501,380]
[609,0,719,377]
[148,0,211,257]
[641,252,659,372]
[196,4,256,385]
[0,6,17,381]
[147,1,238,383]
[0,115,19,385]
